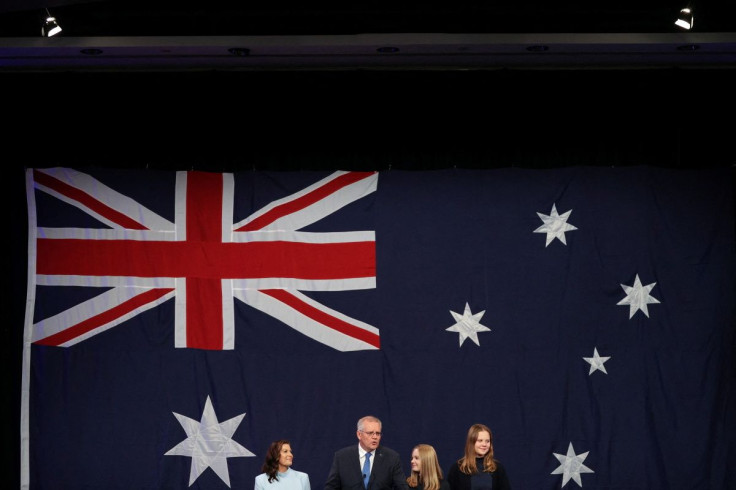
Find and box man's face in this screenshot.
[356,420,382,451]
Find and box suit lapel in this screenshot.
[367,447,382,489]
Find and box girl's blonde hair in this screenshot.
[406,444,444,490]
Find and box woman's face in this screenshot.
[474,431,491,457]
[410,448,421,473]
[278,443,293,470]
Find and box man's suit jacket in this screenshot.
[324,445,408,490]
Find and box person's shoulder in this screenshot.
[335,444,359,456]
[376,445,401,458]
[377,445,399,455]
[255,473,270,483]
[492,460,507,472]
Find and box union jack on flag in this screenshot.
[28,167,379,351]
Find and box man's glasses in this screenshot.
[360,431,382,437]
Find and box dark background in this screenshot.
[3,0,736,486]
[6,68,735,171]
[2,0,735,36]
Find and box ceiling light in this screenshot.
[675,8,694,30]
[42,9,62,37]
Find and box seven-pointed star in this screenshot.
[583,347,611,375]
[165,396,255,487]
[534,203,578,246]
[446,303,491,346]
[551,442,595,488]
[617,274,660,318]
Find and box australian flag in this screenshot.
[22,166,736,489]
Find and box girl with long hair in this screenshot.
[446,424,510,490]
[406,444,449,490]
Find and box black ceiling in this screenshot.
[1,0,735,37]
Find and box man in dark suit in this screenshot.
[325,415,408,490]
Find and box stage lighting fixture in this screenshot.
[42,9,62,37]
[675,8,694,30]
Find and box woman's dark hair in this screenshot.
[262,439,291,483]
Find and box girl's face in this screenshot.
[410,448,421,473]
[474,431,491,457]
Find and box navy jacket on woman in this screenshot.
[446,460,511,490]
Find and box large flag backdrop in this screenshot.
[21,166,735,489]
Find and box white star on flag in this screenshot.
[583,347,611,375]
[534,203,578,246]
[551,442,595,487]
[446,303,490,347]
[165,396,255,487]
[617,274,660,318]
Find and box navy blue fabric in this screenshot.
[25,166,736,489]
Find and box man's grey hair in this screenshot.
[357,415,382,431]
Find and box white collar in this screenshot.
[359,446,374,458]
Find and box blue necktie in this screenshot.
[363,452,372,489]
